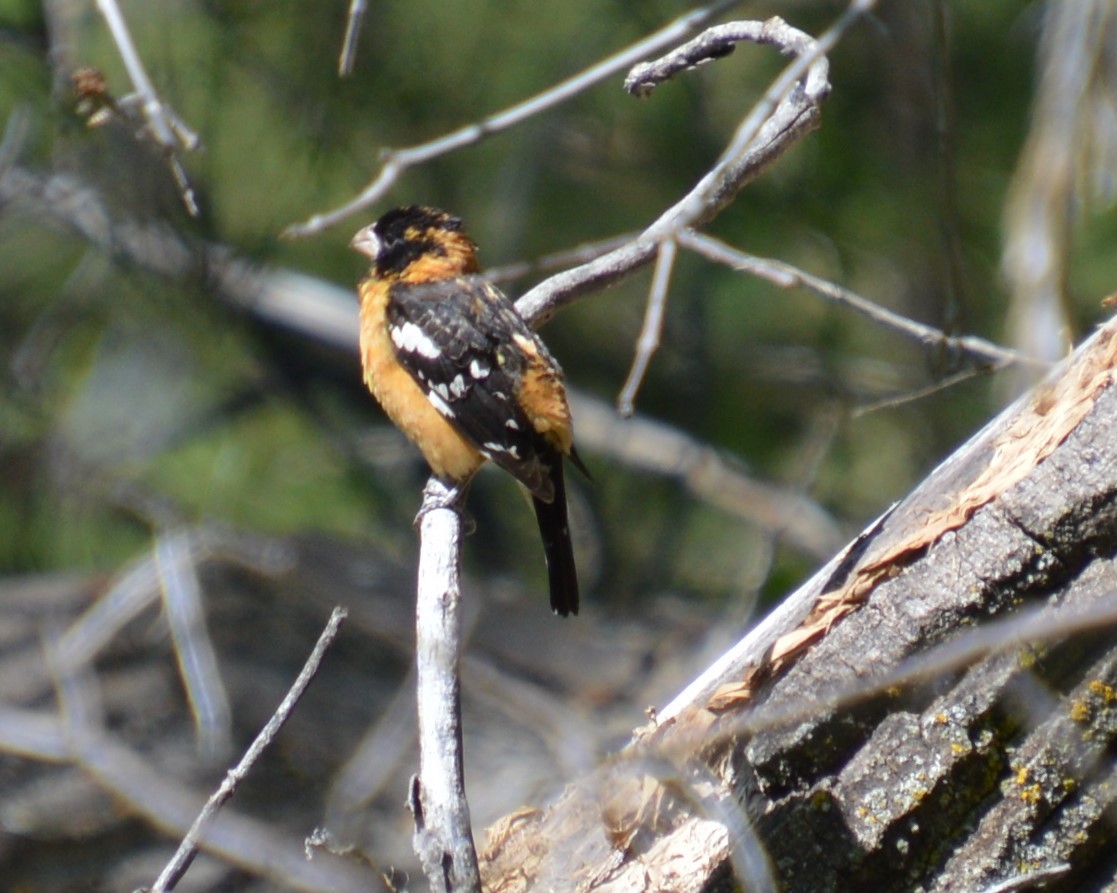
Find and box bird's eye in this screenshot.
[373,225,396,249]
[374,229,425,275]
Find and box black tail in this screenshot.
[532,460,579,616]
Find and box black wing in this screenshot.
[385,276,561,501]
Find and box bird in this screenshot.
[351,205,586,616]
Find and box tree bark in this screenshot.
[479,316,1117,893]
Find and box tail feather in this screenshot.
[532,460,579,616]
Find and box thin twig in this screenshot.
[679,229,1043,371]
[155,531,233,761]
[515,12,842,328]
[92,0,201,215]
[410,478,480,893]
[150,607,348,893]
[283,0,741,238]
[485,231,638,284]
[338,0,368,76]
[852,366,996,416]
[92,0,199,149]
[618,238,676,416]
[94,0,190,148]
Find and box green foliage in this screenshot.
[0,1,1107,609]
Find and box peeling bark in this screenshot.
[479,319,1117,892]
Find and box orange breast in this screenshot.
[359,281,483,482]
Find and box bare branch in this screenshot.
[626,17,814,97]
[283,0,741,238]
[151,607,348,893]
[852,366,998,416]
[570,390,843,559]
[680,229,1041,371]
[338,0,368,76]
[93,0,199,152]
[89,0,201,215]
[618,238,676,417]
[410,478,480,893]
[56,524,291,672]
[516,12,841,328]
[485,231,638,285]
[155,531,233,762]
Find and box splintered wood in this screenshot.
[708,323,1117,713]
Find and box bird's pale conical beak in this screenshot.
[349,225,380,260]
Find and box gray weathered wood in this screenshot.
[480,319,1117,893]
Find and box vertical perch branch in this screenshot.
[410,477,481,893]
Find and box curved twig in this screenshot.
[516,13,841,328]
[283,1,742,239]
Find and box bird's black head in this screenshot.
[351,205,478,280]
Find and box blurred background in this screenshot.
[1,0,1115,889]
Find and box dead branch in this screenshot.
[410,479,480,893]
[150,608,348,893]
[284,0,742,238]
[478,313,1117,892]
[516,12,841,328]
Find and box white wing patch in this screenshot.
[469,359,490,379]
[428,390,455,418]
[450,374,468,398]
[390,321,442,359]
[482,441,521,460]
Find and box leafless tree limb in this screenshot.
[93,0,199,152]
[618,238,677,417]
[90,0,201,215]
[283,0,742,238]
[338,0,368,76]
[569,394,844,559]
[150,607,348,893]
[679,230,1041,371]
[410,478,480,893]
[155,532,233,762]
[515,11,841,329]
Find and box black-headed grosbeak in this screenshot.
[352,205,585,616]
